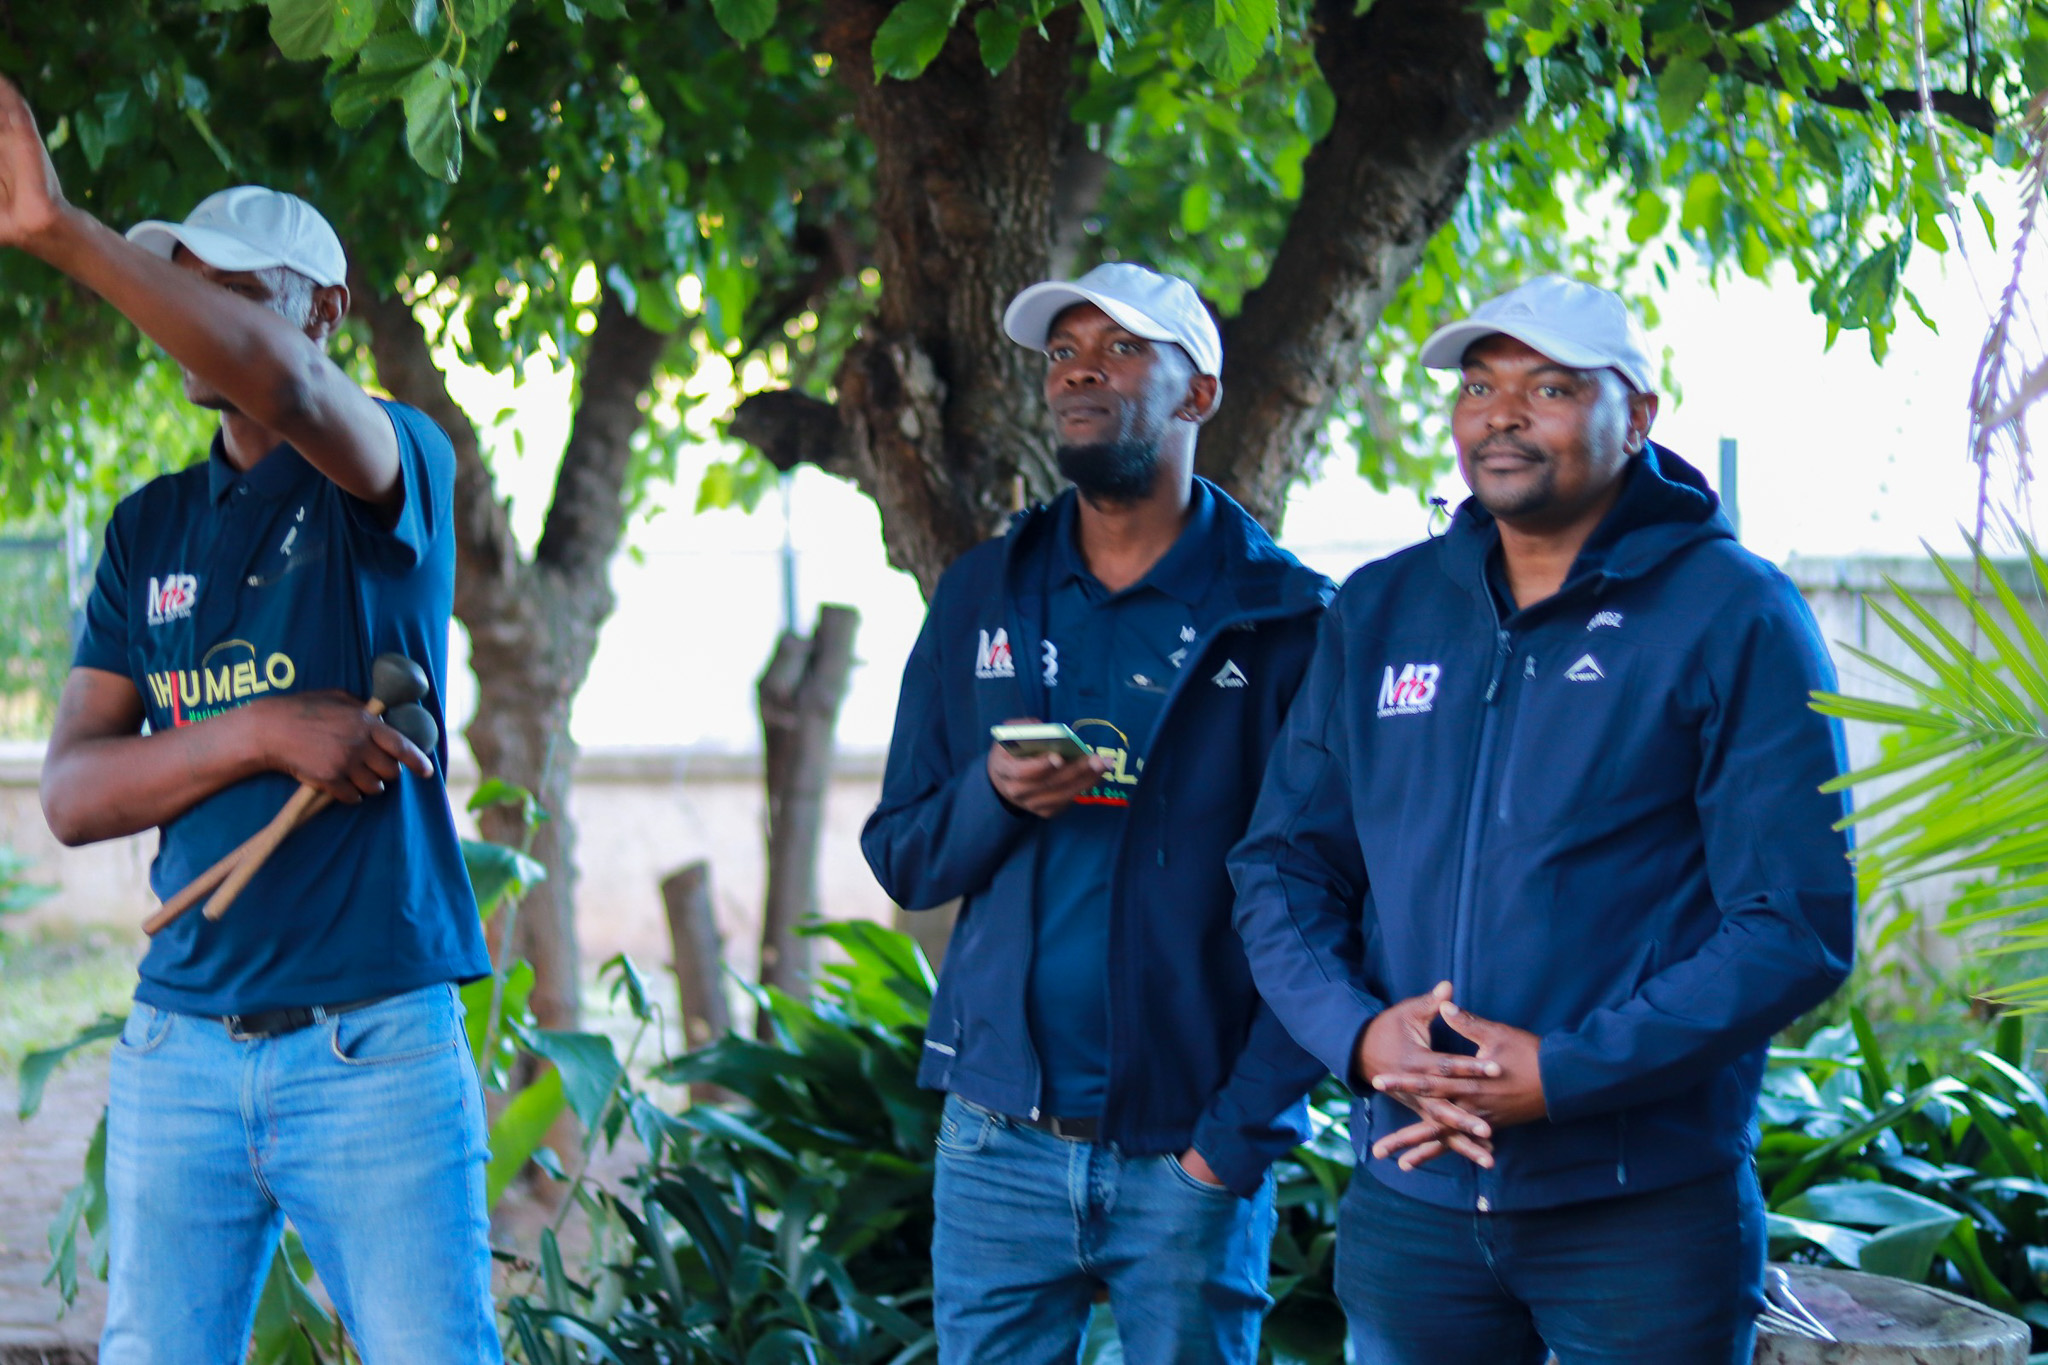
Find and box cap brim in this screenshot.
[1426,316,1634,371]
[1003,282,1185,355]
[125,220,290,274]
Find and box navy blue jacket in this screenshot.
[1228,447,1855,1211]
[863,480,1334,1195]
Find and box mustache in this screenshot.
[1472,434,1544,461]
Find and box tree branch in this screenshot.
[349,272,523,612]
[534,291,670,580]
[1198,0,1521,528]
[729,388,855,478]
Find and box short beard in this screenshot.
[1057,440,1160,503]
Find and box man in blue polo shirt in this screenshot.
[2,77,497,1362]
[863,262,1332,1363]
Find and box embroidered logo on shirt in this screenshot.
[975,628,1016,679]
[1377,663,1440,717]
[1212,659,1248,689]
[1042,639,1059,688]
[145,574,199,627]
[1564,653,1606,682]
[1180,625,1197,642]
[1587,610,1624,631]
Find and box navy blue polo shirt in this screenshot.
[1026,485,1222,1115]
[74,400,490,1016]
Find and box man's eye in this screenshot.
[1112,340,1143,354]
[1047,347,1072,361]
[1462,382,1488,397]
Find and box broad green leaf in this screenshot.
[712,0,778,46]
[974,8,1022,73]
[1180,181,1214,234]
[1765,1211,1870,1267]
[402,61,464,182]
[485,1068,567,1206]
[1678,171,1722,234]
[462,837,546,917]
[267,0,377,61]
[18,1014,125,1120]
[523,1028,625,1129]
[1656,58,1709,133]
[1857,1214,1965,1282]
[1625,191,1668,245]
[1779,1181,1958,1228]
[872,0,962,81]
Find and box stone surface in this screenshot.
[1755,1264,2030,1364]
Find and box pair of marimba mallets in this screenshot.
[142,654,438,935]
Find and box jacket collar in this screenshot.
[208,431,318,505]
[1442,442,1731,609]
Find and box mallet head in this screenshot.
[370,654,429,709]
[384,702,440,776]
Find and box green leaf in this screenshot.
[1856,1214,1965,1281]
[267,0,378,61]
[1656,57,1709,133]
[712,0,777,45]
[872,0,962,81]
[1765,1211,1870,1267]
[486,1069,568,1206]
[523,1028,625,1129]
[1625,190,1668,244]
[402,61,464,182]
[1179,181,1214,234]
[1779,1181,1958,1227]
[1678,170,1723,234]
[18,1014,125,1121]
[974,8,1022,73]
[462,837,546,918]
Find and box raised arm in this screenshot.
[0,74,399,505]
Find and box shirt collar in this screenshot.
[1050,479,1222,607]
[207,431,317,505]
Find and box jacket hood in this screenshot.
[1443,442,1733,601]
[1002,477,1332,621]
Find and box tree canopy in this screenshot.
[3,0,2040,1025]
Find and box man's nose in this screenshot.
[1060,360,1105,386]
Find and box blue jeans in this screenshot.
[1337,1164,1767,1365]
[99,983,500,1365]
[930,1094,1277,1365]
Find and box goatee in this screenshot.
[1057,440,1160,502]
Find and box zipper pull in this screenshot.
[1483,630,1512,703]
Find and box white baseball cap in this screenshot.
[1420,275,1654,392]
[1003,262,1223,378]
[126,186,348,288]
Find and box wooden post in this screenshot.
[756,603,860,1035]
[660,860,729,1050]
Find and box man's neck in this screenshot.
[218,410,286,472]
[1073,467,1194,595]
[1495,481,1625,611]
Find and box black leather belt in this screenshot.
[222,993,397,1040]
[1014,1113,1101,1142]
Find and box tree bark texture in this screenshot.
[741,0,1520,591]
[812,2,1083,596]
[756,604,861,1033]
[354,283,669,1031]
[1197,0,1521,527]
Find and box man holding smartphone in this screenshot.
[863,263,1333,1363]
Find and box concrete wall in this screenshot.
[6,553,2039,973]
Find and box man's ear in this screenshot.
[1182,373,1222,423]
[308,283,349,345]
[1624,390,1659,453]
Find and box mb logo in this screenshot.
[146,573,199,627]
[1377,662,1440,717]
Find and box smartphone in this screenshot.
[991,722,1093,761]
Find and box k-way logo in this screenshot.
[1564,653,1605,682]
[975,628,1015,680]
[1377,662,1440,717]
[146,574,199,627]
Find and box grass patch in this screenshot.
[0,923,139,1081]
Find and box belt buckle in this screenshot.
[1046,1115,1098,1142]
[223,1014,265,1042]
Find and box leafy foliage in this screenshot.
[1759,1009,2048,1337]
[1810,536,2048,1009]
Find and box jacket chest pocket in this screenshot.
[1494,638,1695,831]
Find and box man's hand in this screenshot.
[1358,982,1498,1170]
[1372,997,1548,1140]
[0,76,65,250]
[259,692,434,805]
[986,717,1109,818]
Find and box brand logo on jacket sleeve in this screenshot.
[1212,659,1248,688]
[975,628,1016,679]
[1377,663,1440,716]
[1564,653,1605,682]
[145,574,199,626]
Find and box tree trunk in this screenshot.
[1199,0,1521,528]
[353,283,669,1031]
[661,859,730,1046]
[812,2,1083,596]
[756,603,860,1030]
